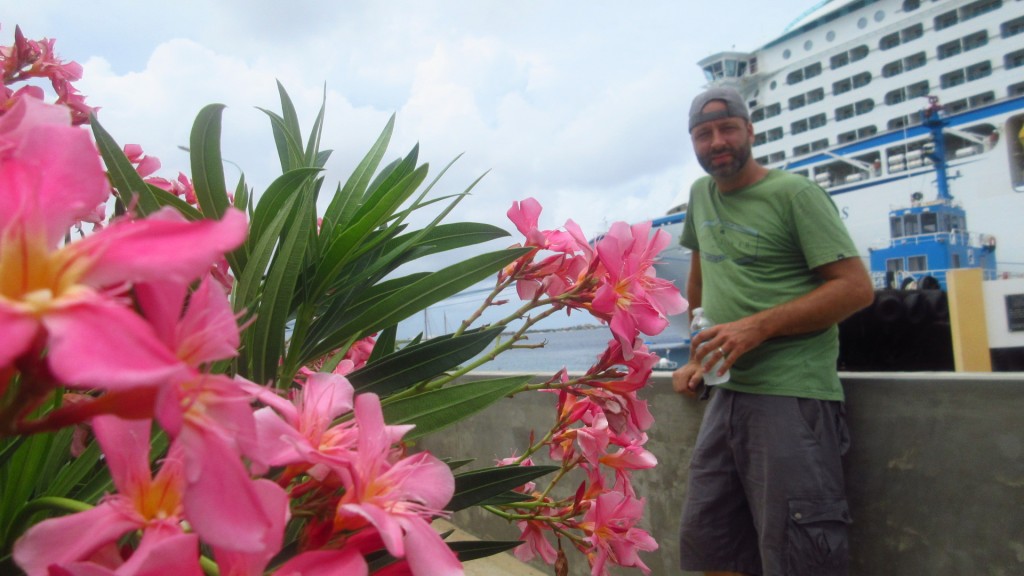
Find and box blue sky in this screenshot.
[5,0,814,334]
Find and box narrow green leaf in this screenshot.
[388,223,511,259]
[233,193,297,315]
[367,325,397,365]
[448,466,559,512]
[248,168,321,248]
[450,540,521,562]
[91,116,161,215]
[476,491,535,506]
[382,375,531,440]
[189,104,231,222]
[307,247,530,359]
[322,114,394,234]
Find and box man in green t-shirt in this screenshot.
[672,86,873,576]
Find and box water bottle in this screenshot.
[690,307,730,385]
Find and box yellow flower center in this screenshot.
[0,222,92,315]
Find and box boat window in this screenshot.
[838,130,858,143]
[855,99,874,115]
[921,212,938,234]
[966,60,992,81]
[963,31,988,52]
[767,127,783,142]
[908,256,927,272]
[890,218,903,239]
[754,132,767,146]
[830,52,850,69]
[904,214,920,236]
[941,69,966,89]
[725,60,738,77]
[938,40,962,60]
[886,258,904,272]
[850,45,869,62]
[880,32,900,51]
[961,0,1002,22]
[969,91,995,108]
[1009,82,1024,97]
[794,143,811,157]
[888,117,909,131]
[790,94,806,110]
[902,23,924,42]
[809,113,827,129]
[808,88,825,104]
[805,63,822,79]
[1003,16,1024,38]
[907,80,930,98]
[952,253,961,269]
[811,138,829,151]
[853,72,872,88]
[1006,49,1024,70]
[751,107,766,122]
[836,104,855,122]
[768,151,786,163]
[902,0,920,13]
[857,125,878,139]
[833,78,853,95]
[765,103,782,118]
[883,60,904,78]
[935,10,959,31]
[792,119,809,135]
[904,52,927,71]
[886,88,907,105]
[944,99,969,115]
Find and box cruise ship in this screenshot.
[652,0,1024,349]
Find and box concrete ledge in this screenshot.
[421,371,1024,575]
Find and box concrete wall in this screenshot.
[422,371,1024,575]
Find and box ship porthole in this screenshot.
[783,48,791,59]
[804,40,813,51]
[857,17,868,29]
[874,10,885,23]
[826,31,836,42]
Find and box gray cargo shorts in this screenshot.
[679,388,851,576]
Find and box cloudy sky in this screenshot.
[6,1,813,332]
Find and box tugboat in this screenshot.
[868,97,998,291]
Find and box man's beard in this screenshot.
[697,143,751,178]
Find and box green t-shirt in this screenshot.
[680,169,859,401]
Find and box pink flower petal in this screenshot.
[13,503,141,576]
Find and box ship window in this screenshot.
[836,104,855,122]
[880,32,900,50]
[830,52,850,69]
[875,10,885,23]
[850,45,869,62]
[966,61,992,81]
[768,151,786,163]
[908,256,927,272]
[792,119,809,135]
[902,0,920,12]
[886,257,903,272]
[952,253,961,268]
[969,91,995,107]
[1010,81,1024,97]
[838,130,858,143]
[751,108,766,122]
[1006,49,1024,70]
[938,40,962,60]
[808,88,825,104]
[921,213,938,234]
[940,69,966,89]
[858,125,878,139]
[790,94,807,110]
[963,31,988,51]
[805,62,822,79]
[935,10,959,31]
[961,0,1002,22]
[889,217,904,238]
[858,17,868,29]
[1003,16,1024,38]
[767,127,783,142]
[750,58,758,73]
[833,78,853,95]
[811,138,829,151]
[904,215,920,235]
[827,31,836,42]
[809,113,827,129]
[907,80,930,98]
[902,23,924,42]
[855,99,875,115]
[889,116,909,131]
[883,60,903,78]
[886,88,907,105]
[944,99,968,114]
[783,49,792,60]
[904,52,927,71]
[853,72,872,88]
[794,143,810,157]
[754,132,767,146]
[765,103,782,118]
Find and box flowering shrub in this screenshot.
[0,27,685,576]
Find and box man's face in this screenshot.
[690,100,754,179]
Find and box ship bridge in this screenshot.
[697,51,759,99]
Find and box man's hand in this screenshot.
[672,361,704,397]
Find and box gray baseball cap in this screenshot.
[688,86,750,131]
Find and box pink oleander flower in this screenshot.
[0,97,248,403]
[0,26,95,124]
[591,220,687,359]
[332,393,463,576]
[504,198,596,303]
[514,518,560,565]
[578,491,658,576]
[13,416,195,575]
[124,143,198,205]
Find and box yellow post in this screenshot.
[946,268,991,372]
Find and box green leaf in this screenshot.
[381,374,530,439]
[91,116,161,215]
[322,115,394,234]
[448,466,559,512]
[449,540,522,562]
[477,491,535,506]
[248,168,321,249]
[189,104,231,222]
[306,247,530,360]
[347,326,505,398]
[367,325,397,365]
[387,222,511,260]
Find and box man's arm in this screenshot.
[688,256,874,376]
[672,251,705,396]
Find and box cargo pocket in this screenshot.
[785,499,851,575]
